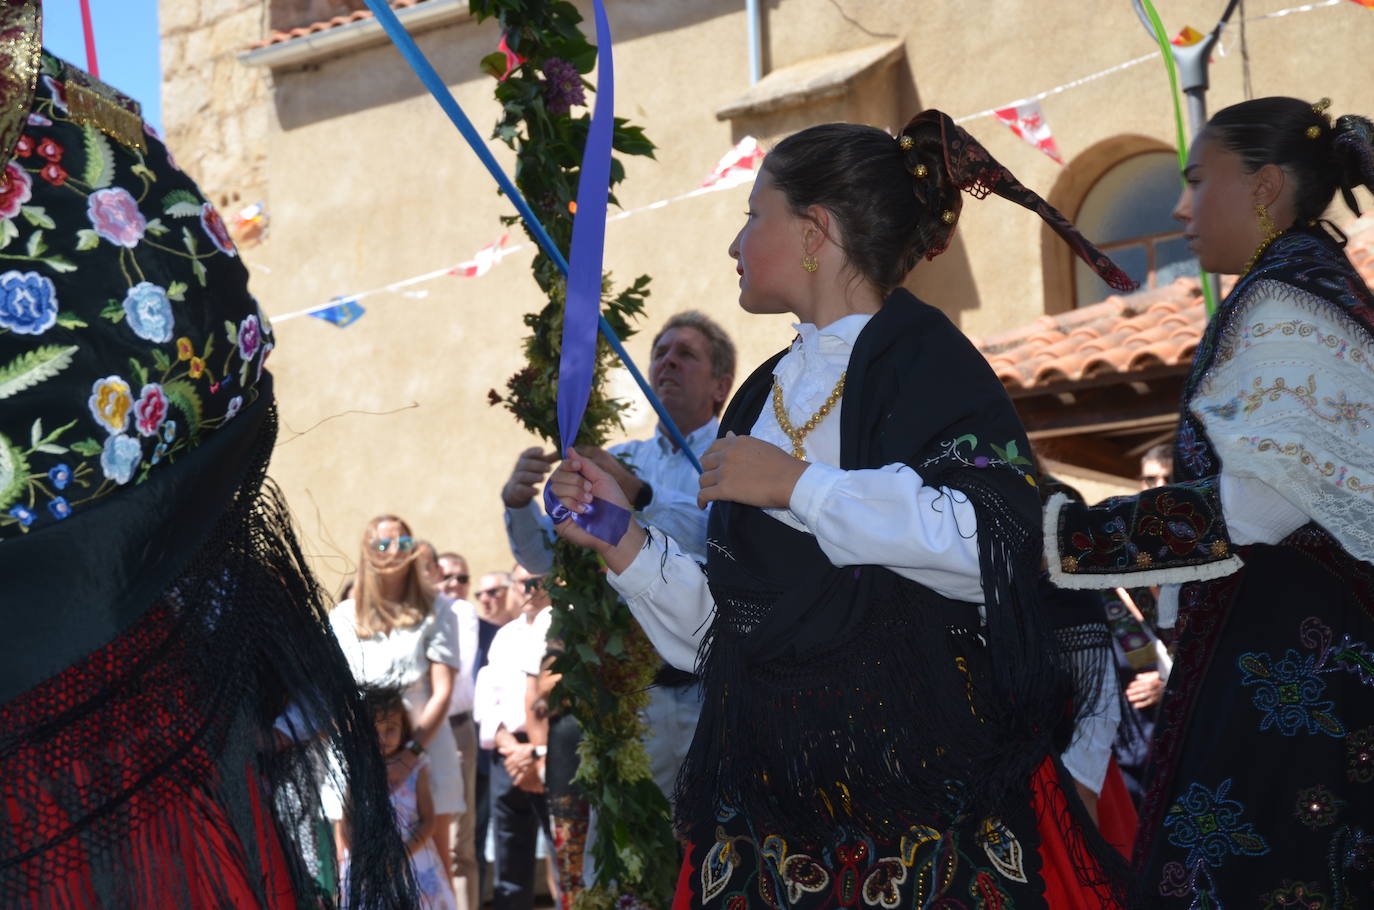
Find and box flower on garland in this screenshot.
[542,57,586,116]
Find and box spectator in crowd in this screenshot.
[437,551,482,910]
[328,516,466,879]
[500,310,736,806]
[474,564,555,910]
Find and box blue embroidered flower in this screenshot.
[1176,421,1211,475]
[100,434,142,485]
[1163,779,1269,868]
[151,441,167,465]
[0,269,58,335]
[161,420,177,443]
[122,281,174,344]
[47,463,70,490]
[8,504,35,527]
[1239,649,1344,737]
[46,496,71,520]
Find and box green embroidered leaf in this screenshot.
[152,348,172,373]
[55,312,88,329]
[44,255,77,273]
[144,217,169,236]
[20,206,55,229]
[1004,439,1019,460]
[191,258,207,287]
[33,443,68,455]
[1238,654,1269,679]
[162,190,201,217]
[1311,709,1345,737]
[223,320,239,346]
[34,417,76,450]
[0,218,18,251]
[25,230,46,258]
[0,431,30,511]
[70,437,103,457]
[29,418,41,449]
[100,299,125,322]
[990,442,1008,462]
[81,124,116,189]
[953,433,977,450]
[201,332,214,361]
[75,228,100,250]
[167,280,188,302]
[181,226,199,255]
[131,163,157,183]
[161,379,203,438]
[0,344,78,399]
[128,357,148,388]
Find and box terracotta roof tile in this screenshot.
[978,213,1374,392]
[249,0,435,51]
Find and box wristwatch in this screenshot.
[405,739,425,756]
[533,744,548,758]
[633,481,654,511]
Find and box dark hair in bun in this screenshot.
[1207,96,1374,223]
[762,121,961,295]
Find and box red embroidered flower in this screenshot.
[39,162,68,187]
[42,75,68,112]
[133,383,169,437]
[200,202,237,257]
[36,137,63,162]
[14,134,34,157]
[0,163,33,219]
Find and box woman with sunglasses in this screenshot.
[329,514,466,882]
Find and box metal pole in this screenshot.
[745,0,762,84]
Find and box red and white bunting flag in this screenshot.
[451,234,510,278]
[699,136,765,190]
[993,100,1064,165]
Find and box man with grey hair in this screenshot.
[500,310,736,807]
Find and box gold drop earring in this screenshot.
[801,251,819,273]
[1243,202,1282,275]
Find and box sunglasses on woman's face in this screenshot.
[372,536,415,552]
[442,572,470,585]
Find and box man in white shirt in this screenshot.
[439,551,481,910]
[500,311,735,805]
[473,563,555,910]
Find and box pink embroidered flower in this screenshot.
[14,134,34,157]
[224,395,243,421]
[26,113,51,128]
[42,75,68,112]
[200,202,237,257]
[87,187,147,248]
[133,384,169,437]
[36,137,63,162]
[237,314,261,361]
[0,163,33,219]
[39,162,68,187]
[255,341,273,382]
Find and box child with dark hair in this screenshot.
[550,111,1138,908]
[342,686,458,910]
[1049,98,1374,906]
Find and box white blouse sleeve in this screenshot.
[788,462,985,603]
[1060,654,1122,795]
[606,526,715,672]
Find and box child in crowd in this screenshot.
[342,686,459,910]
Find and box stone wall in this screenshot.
[159,0,271,220]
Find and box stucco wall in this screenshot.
[160,0,1374,592]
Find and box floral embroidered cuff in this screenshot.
[1045,479,1244,590]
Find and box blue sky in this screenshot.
[42,0,163,132]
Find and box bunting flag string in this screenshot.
[993,100,1064,164]
[272,0,1354,327]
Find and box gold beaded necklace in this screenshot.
[771,372,846,459]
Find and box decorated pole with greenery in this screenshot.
[470,1,680,906]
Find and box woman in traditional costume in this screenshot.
[1047,98,1374,906]
[549,111,1138,908]
[0,5,414,905]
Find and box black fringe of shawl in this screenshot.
[0,407,416,908]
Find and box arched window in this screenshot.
[1073,151,1197,307]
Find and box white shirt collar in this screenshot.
[786,312,873,367]
[655,415,719,456]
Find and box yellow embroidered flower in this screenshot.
[175,336,194,361]
[188,356,206,379]
[87,376,133,435]
[1211,539,1229,557]
[1135,552,1154,568]
[1061,556,1079,573]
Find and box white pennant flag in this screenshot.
[993,100,1064,165]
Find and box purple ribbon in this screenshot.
[542,0,631,546]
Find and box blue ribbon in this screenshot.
[358,0,704,485]
[538,0,629,545]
